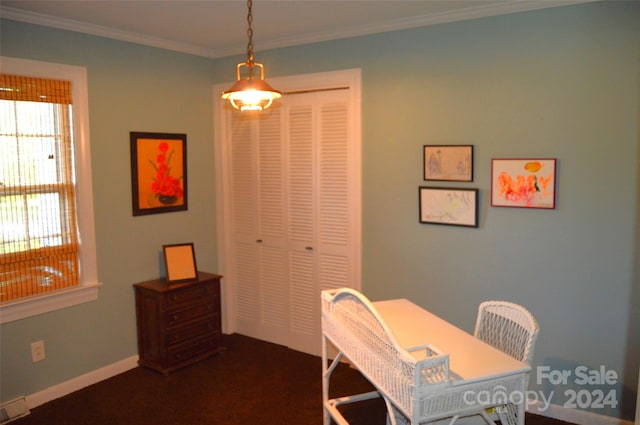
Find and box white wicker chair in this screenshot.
[473,300,540,425]
[474,301,539,366]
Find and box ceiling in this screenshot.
[1,0,592,58]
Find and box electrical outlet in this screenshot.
[31,340,45,363]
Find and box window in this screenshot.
[0,57,100,323]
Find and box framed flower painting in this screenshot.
[130,132,188,216]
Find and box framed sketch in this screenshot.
[419,187,479,228]
[491,158,557,209]
[130,132,188,216]
[424,145,473,182]
[163,243,198,284]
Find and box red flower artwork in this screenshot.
[150,141,183,204]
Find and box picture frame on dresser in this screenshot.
[163,243,198,284]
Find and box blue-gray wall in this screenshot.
[1,1,638,420]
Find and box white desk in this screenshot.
[322,292,531,425]
[373,299,529,383]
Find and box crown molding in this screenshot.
[2,1,595,59]
[239,0,595,57]
[0,6,216,58]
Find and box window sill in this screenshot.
[0,282,103,324]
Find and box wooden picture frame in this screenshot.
[491,158,557,209]
[424,145,474,182]
[130,132,187,216]
[419,186,479,228]
[163,243,198,284]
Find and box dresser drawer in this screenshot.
[166,315,220,346]
[166,283,219,309]
[166,302,216,327]
[167,335,220,367]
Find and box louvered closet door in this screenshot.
[229,109,289,347]
[226,87,355,356]
[286,89,352,354]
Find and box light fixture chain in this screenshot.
[246,0,254,64]
[221,0,281,111]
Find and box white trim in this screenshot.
[528,399,633,425]
[212,87,231,334]
[0,1,596,59]
[216,0,596,58]
[25,355,139,409]
[0,7,214,58]
[0,282,102,324]
[0,56,100,324]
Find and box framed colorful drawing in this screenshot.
[491,158,557,209]
[423,145,474,182]
[419,186,479,228]
[130,132,188,216]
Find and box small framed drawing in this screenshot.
[163,243,198,284]
[130,132,188,216]
[424,145,473,182]
[419,186,479,228]
[491,158,557,209]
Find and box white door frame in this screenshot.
[213,68,362,335]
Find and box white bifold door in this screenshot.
[214,70,361,356]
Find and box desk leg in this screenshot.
[515,377,526,425]
[322,335,345,425]
[518,400,525,425]
[322,334,329,425]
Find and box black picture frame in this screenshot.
[419,186,479,228]
[130,132,188,216]
[423,145,474,182]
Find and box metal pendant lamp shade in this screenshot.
[221,0,282,111]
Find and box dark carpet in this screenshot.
[13,334,577,424]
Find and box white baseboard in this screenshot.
[25,355,139,409]
[528,400,634,425]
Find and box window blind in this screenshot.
[0,74,80,302]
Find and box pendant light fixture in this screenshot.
[221,0,282,111]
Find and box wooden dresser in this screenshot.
[133,271,223,374]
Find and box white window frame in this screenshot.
[0,56,101,324]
